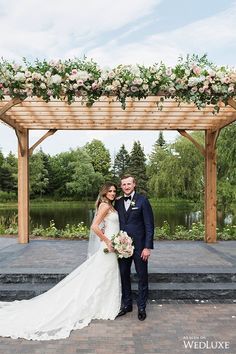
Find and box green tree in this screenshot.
[217,123,236,212]
[29,150,49,198]
[147,136,172,198]
[84,139,111,177]
[156,131,166,148]
[66,148,104,198]
[0,151,17,193]
[148,132,204,200]
[113,144,130,178]
[49,150,77,198]
[127,141,148,194]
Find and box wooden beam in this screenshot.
[17,128,29,244]
[0,98,22,115]
[0,98,22,129]
[204,130,218,243]
[178,129,205,157]
[20,125,213,130]
[29,129,57,156]
[15,129,25,156]
[0,113,18,129]
[227,97,236,110]
[212,115,236,131]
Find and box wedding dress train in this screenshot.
[0,211,121,341]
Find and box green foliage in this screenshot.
[0,214,18,235]
[65,147,104,199]
[217,123,236,213]
[0,215,235,240]
[84,140,111,177]
[30,149,49,198]
[148,132,204,200]
[113,144,130,179]
[1,55,235,111]
[154,221,236,240]
[0,151,17,193]
[127,141,148,194]
[156,131,166,148]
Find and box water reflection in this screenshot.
[0,203,235,232]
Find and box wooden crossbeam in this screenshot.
[178,130,205,157]
[228,97,236,110]
[29,129,57,156]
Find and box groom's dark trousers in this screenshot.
[115,193,154,310]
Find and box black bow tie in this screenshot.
[124,195,132,201]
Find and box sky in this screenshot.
[0,0,236,159]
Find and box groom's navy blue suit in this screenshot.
[115,192,154,310]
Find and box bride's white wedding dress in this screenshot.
[0,211,121,341]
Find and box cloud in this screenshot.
[0,0,159,60]
[1,0,235,157]
[86,1,236,66]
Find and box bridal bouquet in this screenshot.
[104,231,134,258]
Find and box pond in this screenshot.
[0,201,235,232]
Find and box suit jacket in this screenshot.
[115,193,154,251]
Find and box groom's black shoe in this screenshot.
[117,306,133,317]
[138,308,146,321]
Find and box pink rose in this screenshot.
[192,66,201,76]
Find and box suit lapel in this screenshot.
[118,197,127,222]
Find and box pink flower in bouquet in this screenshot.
[104,231,134,258]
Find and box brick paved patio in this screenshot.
[0,302,235,353]
[0,237,236,353]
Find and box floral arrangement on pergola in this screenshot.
[0,54,235,244]
[0,54,235,111]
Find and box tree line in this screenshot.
[0,124,235,213]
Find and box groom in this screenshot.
[115,175,154,321]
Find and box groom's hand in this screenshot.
[141,248,151,261]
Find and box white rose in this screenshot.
[129,65,140,76]
[45,71,52,78]
[108,71,116,79]
[228,85,234,93]
[77,70,90,81]
[100,70,109,80]
[166,68,172,76]
[49,74,62,85]
[191,86,198,93]
[14,72,25,81]
[40,83,46,89]
[133,78,143,85]
[24,71,32,78]
[26,83,34,89]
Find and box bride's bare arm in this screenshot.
[91,203,113,251]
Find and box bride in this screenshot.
[0,182,121,341]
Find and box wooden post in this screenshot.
[204,130,218,243]
[17,129,29,243]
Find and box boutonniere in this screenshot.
[130,200,136,207]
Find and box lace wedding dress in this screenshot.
[0,211,121,341]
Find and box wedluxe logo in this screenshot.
[183,336,230,350]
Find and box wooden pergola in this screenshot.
[0,95,236,244]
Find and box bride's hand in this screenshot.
[105,239,114,252]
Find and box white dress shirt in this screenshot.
[124,191,135,211]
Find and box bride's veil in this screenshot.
[87,195,104,259]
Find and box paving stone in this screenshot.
[0,237,236,352]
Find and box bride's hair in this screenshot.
[95,182,117,209]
